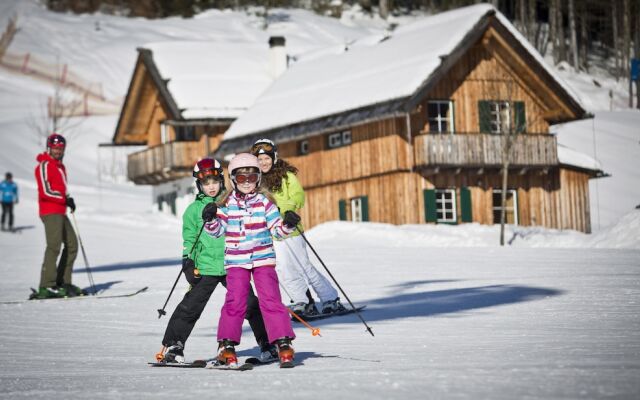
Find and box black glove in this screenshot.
[201,203,217,222]
[182,257,201,286]
[66,197,76,213]
[283,211,301,229]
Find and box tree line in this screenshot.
[46,0,639,80]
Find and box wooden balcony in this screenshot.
[127,141,205,184]
[414,132,558,169]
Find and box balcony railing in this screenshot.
[127,141,204,184]
[414,133,558,168]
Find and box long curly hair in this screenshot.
[261,159,298,193]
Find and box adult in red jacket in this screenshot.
[32,133,82,299]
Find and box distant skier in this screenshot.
[158,158,277,364]
[201,153,299,368]
[251,139,345,317]
[32,133,84,299]
[0,172,18,231]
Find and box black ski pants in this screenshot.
[1,202,13,229]
[162,275,269,350]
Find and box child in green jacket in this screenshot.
[158,158,276,363]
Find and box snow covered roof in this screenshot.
[221,4,586,146]
[144,41,273,119]
[557,144,604,174]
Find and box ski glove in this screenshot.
[182,257,201,286]
[66,197,76,213]
[201,203,217,222]
[283,211,301,229]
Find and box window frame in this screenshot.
[299,139,309,155]
[489,101,512,134]
[435,189,457,223]
[427,100,455,134]
[492,189,519,225]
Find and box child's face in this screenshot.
[234,168,259,194]
[201,178,221,197]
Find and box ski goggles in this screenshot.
[233,173,260,184]
[195,168,222,181]
[251,142,274,155]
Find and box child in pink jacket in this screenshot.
[201,153,301,368]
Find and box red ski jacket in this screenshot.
[34,152,68,216]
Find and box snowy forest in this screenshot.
[44,0,640,99]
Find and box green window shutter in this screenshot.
[338,199,346,221]
[460,187,473,223]
[424,189,437,223]
[361,196,369,222]
[514,101,526,133]
[478,101,492,133]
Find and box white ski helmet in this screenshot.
[250,138,278,163]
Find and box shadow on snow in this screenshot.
[300,283,564,326]
[73,258,180,273]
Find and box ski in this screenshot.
[148,360,207,368]
[0,287,149,305]
[244,356,279,366]
[291,305,367,322]
[206,362,254,371]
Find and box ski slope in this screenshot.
[0,1,639,399]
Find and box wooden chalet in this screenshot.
[112,40,277,214]
[216,5,604,233]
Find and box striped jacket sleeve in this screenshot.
[203,207,227,238]
[36,160,67,204]
[264,198,294,239]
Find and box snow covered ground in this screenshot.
[0,1,639,399]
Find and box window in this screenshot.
[351,197,363,222]
[435,189,457,223]
[479,101,526,134]
[175,125,196,141]
[492,189,518,225]
[299,140,309,155]
[327,130,352,149]
[427,100,454,133]
[342,130,352,145]
[490,101,511,134]
[339,196,369,222]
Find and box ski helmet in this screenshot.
[228,153,261,188]
[47,133,66,149]
[250,138,278,163]
[193,158,224,193]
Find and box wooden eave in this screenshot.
[215,98,407,156]
[112,48,182,145]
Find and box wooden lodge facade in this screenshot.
[112,48,230,186]
[216,7,604,233]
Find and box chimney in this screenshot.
[268,36,287,79]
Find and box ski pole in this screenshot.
[287,308,321,337]
[70,212,97,295]
[157,224,205,319]
[296,228,374,337]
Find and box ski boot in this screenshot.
[288,302,306,315]
[61,283,88,297]
[304,302,319,317]
[216,339,238,367]
[276,338,295,368]
[160,342,185,364]
[321,297,346,314]
[258,344,279,363]
[29,286,67,300]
